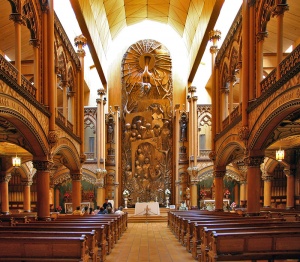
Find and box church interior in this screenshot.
[0,0,300,260]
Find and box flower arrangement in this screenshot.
[224,189,230,196]
[200,190,207,197]
[64,192,70,199]
[123,189,130,197]
[230,202,237,209]
[165,189,171,195]
[88,192,94,199]
[56,206,62,212]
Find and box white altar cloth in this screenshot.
[134,202,160,215]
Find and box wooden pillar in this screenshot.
[9,11,22,85]
[55,187,60,210]
[71,172,82,211]
[273,1,288,80]
[214,169,225,212]
[174,104,180,207]
[96,169,107,208]
[262,175,272,208]
[188,166,199,209]
[33,160,52,220]
[48,0,55,131]
[74,35,87,161]
[209,30,221,147]
[256,32,267,96]
[22,180,33,212]
[241,0,249,127]
[284,169,295,209]
[114,106,120,209]
[246,155,264,215]
[0,172,11,214]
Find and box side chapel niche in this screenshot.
[121,39,173,205]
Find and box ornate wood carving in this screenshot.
[121,39,173,204]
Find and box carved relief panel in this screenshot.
[121,39,173,205]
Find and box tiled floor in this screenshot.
[106,222,195,262]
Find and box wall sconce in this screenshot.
[276,147,284,161]
[12,153,21,167]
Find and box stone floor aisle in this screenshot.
[106,222,195,262]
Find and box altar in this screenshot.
[134,202,160,215]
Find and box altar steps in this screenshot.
[126,207,169,223]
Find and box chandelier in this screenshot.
[12,153,21,167]
[276,148,284,161]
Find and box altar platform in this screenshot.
[126,206,169,223]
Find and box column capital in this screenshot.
[29,39,41,48]
[244,155,264,167]
[210,45,219,54]
[21,179,33,186]
[80,153,87,163]
[187,166,200,183]
[70,172,82,181]
[0,173,12,183]
[213,170,226,178]
[256,31,268,42]
[9,13,23,24]
[75,35,87,51]
[188,86,197,94]
[272,2,289,17]
[283,168,296,177]
[97,88,106,97]
[209,29,221,45]
[32,160,53,171]
[48,130,59,149]
[262,175,273,181]
[209,150,216,161]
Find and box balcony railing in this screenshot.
[0,54,37,99]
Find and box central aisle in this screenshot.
[106,222,195,262]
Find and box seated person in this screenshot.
[72,206,83,215]
[179,201,188,210]
[103,198,112,210]
[82,206,89,215]
[97,207,105,214]
[106,206,113,214]
[115,206,124,215]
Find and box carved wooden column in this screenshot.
[187,166,199,209]
[33,160,53,220]
[284,168,295,209]
[209,30,221,143]
[75,35,87,157]
[228,76,235,119]
[262,173,273,208]
[221,87,229,120]
[68,91,75,123]
[55,187,60,210]
[174,104,180,207]
[30,39,40,99]
[0,172,11,214]
[241,0,249,126]
[214,169,226,212]
[41,3,48,105]
[192,95,198,161]
[245,155,264,215]
[96,168,107,208]
[239,180,247,207]
[71,172,82,211]
[256,32,268,96]
[9,9,22,85]
[62,80,68,125]
[273,1,289,80]
[48,0,55,131]
[248,1,255,100]
[234,182,239,204]
[113,106,120,209]
[22,179,33,212]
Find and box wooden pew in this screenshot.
[0,230,98,261]
[200,222,300,261]
[0,235,90,261]
[8,224,107,261]
[207,229,300,261]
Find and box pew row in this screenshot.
[0,235,90,261]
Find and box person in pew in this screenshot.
[72,206,83,215]
[115,206,124,215]
[82,206,89,215]
[106,207,113,214]
[103,198,112,210]
[89,207,95,215]
[94,206,100,214]
[97,207,106,214]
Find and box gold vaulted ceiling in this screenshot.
[103,0,193,38]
